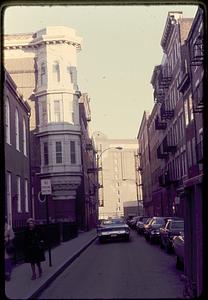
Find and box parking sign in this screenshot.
[41,179,52,195]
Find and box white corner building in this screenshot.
[4,26,84,221]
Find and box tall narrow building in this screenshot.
[4,27,83,222]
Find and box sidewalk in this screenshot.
[5,229,97,299]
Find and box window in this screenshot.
[5,97,11,144]
[189,96,194,121]
[15,109,20,150]
[192,137,197,165]
[17,176,21,212]
[44,142,49,165]
[56,142,62,164]
[23,118,27,156]
[53,61,60,82]
[181,151,187,176]
[7,172,12,225]
[42,101,47,125]
[184,99,189,126]
[25,179,29,212]
[67,65,73,83]
[41,63,46,85]
[54,100,61,122]
[187,140,192,167]
[70,141,76,164]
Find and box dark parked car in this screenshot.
[136,217,152,234]
[144,217,167,243]
[173,232,184,269]
[97,218,130,243]
[160,219,184,253]
[128,216,141,229]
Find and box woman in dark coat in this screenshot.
[24,218,45,280]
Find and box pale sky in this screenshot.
[3,5,198,139]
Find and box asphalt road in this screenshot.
[38,230,184,299]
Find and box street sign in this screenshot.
[41,179,52,195]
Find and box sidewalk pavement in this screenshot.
[5,229,97,300]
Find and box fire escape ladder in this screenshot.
[193,81,203,113]
[157,144,169,159]
[160,103,174,120]
[163,136,177,153]
[155,116,167,130]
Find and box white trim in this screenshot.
[17,176,22,212]
[7,172,12,225]
[25,179,29,212]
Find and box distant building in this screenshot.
[137,111,152,216]
[4,68,31,227]
[93,132,141,219]
[4,27,84,223]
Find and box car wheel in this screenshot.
[176,256,184,270]
[150,236,154,244]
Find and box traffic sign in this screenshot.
[41,179,52,195]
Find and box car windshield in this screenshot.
[152,218,165,225]
[102,219,125,225]
[171,221,184,229]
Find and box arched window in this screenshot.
[23,118,27,156]
[5,97,11,144]
[52,61,60,82]
[67,64,73,83]
[15,108,20,151]
[41,62,46,85]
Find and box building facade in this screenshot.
[4,27,84,223]
[178,7,204,298]
[137,111,153,216]
[137,8,204,297]
[93,132,140,219]
[148,12,193,218]
[79,93,98,230]
[4,68,31,227]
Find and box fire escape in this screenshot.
[154,65,173,131]
[160,102,174,120]
[191,35,204,113]
[157,143,168,160]
[159,169,180,187]
[162,136,177,154]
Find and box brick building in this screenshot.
[4,68,31,227]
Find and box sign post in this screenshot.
[41,179,52,267]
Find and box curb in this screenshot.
[27,235,97,299]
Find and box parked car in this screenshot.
[173,232,184,269]
[143,217,154,239]
[136,217,152,234]
[144,217,168,243]
[97,218,130,243]
[126,215,136,226]
[128,216,141,229]
[160,219,184,253]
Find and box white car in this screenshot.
[97,218,130,243]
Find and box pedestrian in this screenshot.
[5,219,15,281]
[24,218,45,280]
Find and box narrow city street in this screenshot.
[38,230,184,299]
